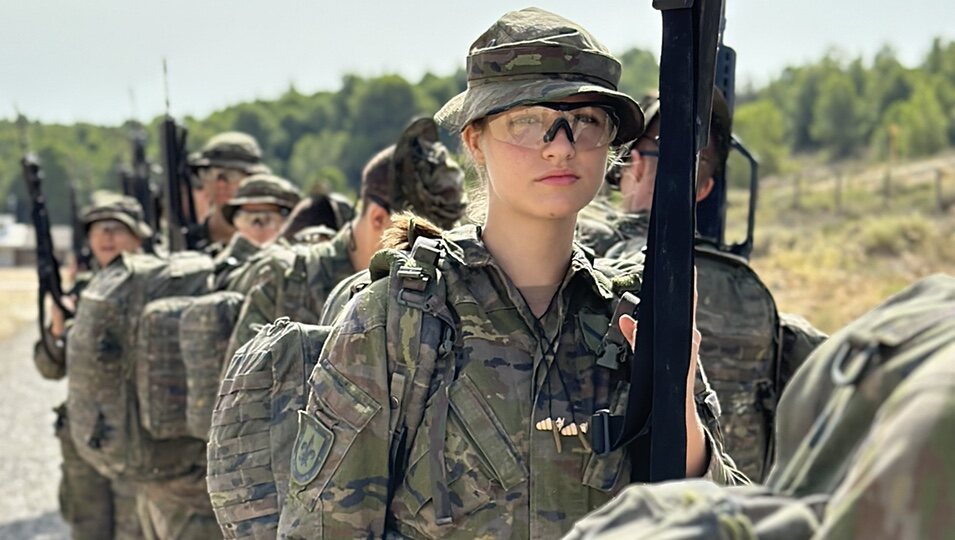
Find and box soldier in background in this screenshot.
[225,116,465,358]
[33,192,150,540]
[188,132,271,251]
[212,174,301,291]
[582,90,827,481]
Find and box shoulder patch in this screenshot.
[290,410,335,487]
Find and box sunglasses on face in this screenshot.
[486,102,619,150]
[233,209,287,229]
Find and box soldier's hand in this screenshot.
[617,267,701,395]
[50,295,76,338]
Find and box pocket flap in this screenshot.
[310,360,381,432]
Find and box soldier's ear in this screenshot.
[695,177,715,203]
[462,125,485,165]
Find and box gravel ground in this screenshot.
[0,322,69,539]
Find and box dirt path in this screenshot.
[0,322,69,539]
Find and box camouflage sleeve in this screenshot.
[778,312,828,391]
[33,326,66,380]
[694,358,749,486]
[817,342,955,539]
[278,280,391,539]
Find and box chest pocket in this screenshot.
[392,374,527,536]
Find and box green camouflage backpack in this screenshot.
[695,245,781,481]
[207,319,334,538]
[180,290,246,439]
[66,251,213,481]
[563,273,955,540]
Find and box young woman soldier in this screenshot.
[278,7,740,539]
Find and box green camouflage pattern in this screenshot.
[695,246,781,481]
[207,319,333,538]
[562,273,955,539]
[212,234,265,292]
[778,312,829,391]
[137,470,222,540]
[180,291,245,440]
[278,225,738,539]
[434,7,643,144]
[317,269,371,325]
[563,480,822,540]
[226,226,355,360]
[66,251,212,481]
[55,404,145,540]
[222,173,302,225]
[576,203,650,258]
[188,131,270,174]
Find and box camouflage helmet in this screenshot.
[361,118,466,229]
[222,173,302,225]
[82,191,152,240]
[435,7,644,145]
[188,131,271,174]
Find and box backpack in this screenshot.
[180,290,246,440]
[66,251,213,481]
[694,245,781,481]
[564,274,955,540]
[207,319,333,538]
[768,273,955,496]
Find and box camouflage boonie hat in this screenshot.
[435,7,644,145]
[362,118,466,229]
[188,131,271,174]
[82,191,152,240]
[222,174,302,225]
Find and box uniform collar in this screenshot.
[441,224,614,301]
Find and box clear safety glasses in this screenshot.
[485,103,619,150]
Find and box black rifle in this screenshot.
[122,127,161,252]
[68,180,92,272]
[591,0,723,483]
[22,153,74,359]
[697,10,760,259]
[161,115,201,252]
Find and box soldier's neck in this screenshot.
[481,209,575,303]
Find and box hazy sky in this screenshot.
[4,0,954,125]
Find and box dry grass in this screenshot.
[0,267,40,342]
[728,161,955,333]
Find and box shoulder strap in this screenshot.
[383,236,456,523]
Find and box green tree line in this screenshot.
[3,39,954,223]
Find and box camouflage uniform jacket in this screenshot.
[212,234,263,292]
[279,225,739,540]
[576,209,649,260]
[228,226,354,359]
[33,272,93,380]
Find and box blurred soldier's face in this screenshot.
[88,219,142,267]
[198,167,247,208]
[234,203,288,246]
[464,95,610,223]
[619,117,715,213]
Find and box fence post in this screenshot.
[834,172,844,214]
[882,166,892,209]
[793,173,802,210]
[937,168,946,213]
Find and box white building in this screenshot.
[0,214,72,267]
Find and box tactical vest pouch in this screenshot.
[67,252,213,481]
[137,297,194,439]
[181,291,246,440]
[207,319,333,539]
